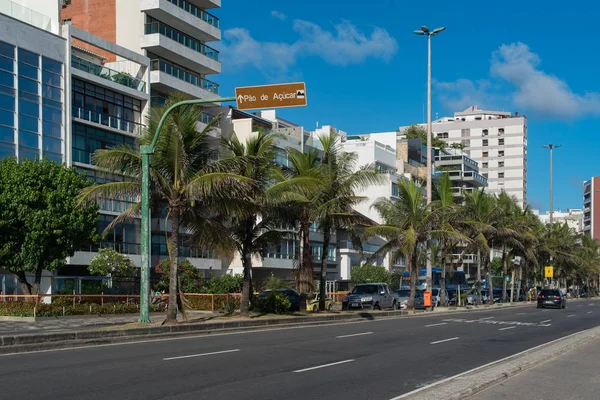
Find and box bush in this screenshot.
[351,264,391,285]
[0,301,164,317]
[154,259,204,293]
[201,274,243,294]
[265,276,290,290]
[252,292,291,314]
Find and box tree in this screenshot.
[449,142,465,151]
[403,123,446,150]
[0,158,99,295]
[366,179,456,308]
[78,93,249,324]
[154,258,203,293]
[314,130,382,311]
[351,264,391,285]
[88,248,136,277]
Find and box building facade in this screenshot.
[403,105,528,208]
[584,177,600,241]
[533,209,584,233]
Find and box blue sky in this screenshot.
[215,0,600,212]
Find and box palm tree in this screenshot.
[78,94,249,324]
[314,131,382,311]
[366,179,455,308]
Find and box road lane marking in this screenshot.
[499,326,516,331]
[567,315,576,318]
[578,305,583,307]
[336,332,373,339]
[425,323,448,327]
[540,320,552,324]
[515,312,527,315]
[588,311,593,314]
[163,349,240,361]
[479,317,495,320]
[391,328,594,399]
[293,359,354,373]
[430,337,459,345]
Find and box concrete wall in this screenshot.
[116,0,143,55]
[15,0,60,33]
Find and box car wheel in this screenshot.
[374,303,381,311]
[392,301,397,311]
[312,305,318,313]
[327,304,332,311]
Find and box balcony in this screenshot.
[149,58,220,103]
[72,106,144,136]
[140,0,220,42]
[71,55,146,92]
[142,17,220,74]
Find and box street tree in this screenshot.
[0,158,99,295]
[88,248,136,277]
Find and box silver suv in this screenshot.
[342,283,398,310]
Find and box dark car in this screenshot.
[537,289,566,309]
[257,289,301,311]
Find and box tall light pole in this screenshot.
[414,25,445,291]
[543,144,560,225]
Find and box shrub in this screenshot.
[351,264,391,285]
[201,274,243,294]
[154,259,204,293]
[0,301,164,317]
[265,276,290,290]
[252,292,291,314]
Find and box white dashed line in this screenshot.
[588,311,593,314]
[294,359,354,373]
[336,332,373,339]
[479,317,495,320]
[431,337,460,345]
[567,315,576,318]
[540,320,552,324]
[515,312,527,315]
[425,323,448,327]
[163,349,240,361]
[499,326,516,331]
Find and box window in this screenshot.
[18,114,38,133]
[499,161,504,168]
[482,129,488,136]
[0,92,15,112]
[72,78,141,126]
[482,162,488,168]
[18,48,38,67]
[483,173,488,178]
[18,130,39,148]
[499,150,504,157]
[498,172,505,179]
[42,57,62,75]
[0,125,14,143]
[499,138,505,145]
[437,133,443,138]
[62,19,72,25]
[498,128,504,135]
[72,122,136,165]
[482,151,488,158]
[0,41,15,59]
[0,143,14,158]
[0,70,14,88]
[19,146,39,160]
[482,139,488,146]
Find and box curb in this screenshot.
[392,325,600,400]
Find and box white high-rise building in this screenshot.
[532,209,584,233]
[405,105,528,208]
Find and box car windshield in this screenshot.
[352,285,378,294]
[396,290,410,297]
[415,291,424,298]
[431,289,439,296]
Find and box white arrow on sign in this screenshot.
[237,95,244,104]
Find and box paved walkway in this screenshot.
[472,336,600,400]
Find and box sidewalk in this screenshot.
[472,336,600,399]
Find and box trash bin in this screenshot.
[424,291,432,308]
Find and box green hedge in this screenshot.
[0,301,164,317]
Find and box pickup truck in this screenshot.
[341,283,399,311]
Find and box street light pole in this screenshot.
[414,25,445,291]
[543,144,561,225]
[138,96,236,323]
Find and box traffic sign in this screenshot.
[544,266,554,278]
[235,82,307,111]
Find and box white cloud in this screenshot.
[221,19,398,77]
[435,42,600,119]
[270,11,287,21]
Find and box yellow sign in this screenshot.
[544,266,554,278]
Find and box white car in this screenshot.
[431,288,449,307]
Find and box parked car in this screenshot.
[394,289,434,309]
[431,288,449,307]
[396,289,411,309]
[537,289,566,309]
[257,289,301,312]
[342,283,398,311]
[306,293,333,312]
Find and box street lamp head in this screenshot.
[413,30,426,35]
[421,25,430,33]
[555,144,562,149]
[543,145,549,148]
[432,27,446,35]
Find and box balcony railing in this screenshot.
[72,106,144,135]
[144,19,219,61]
[166,0,220,28]
[71,55,146,92]
[150,58,219,94]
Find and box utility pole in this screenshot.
[543,144,560,288]
[414,25,446,290]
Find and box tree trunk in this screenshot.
[319,225,330,312]
[486,259,494,303]
[297,221,313,296]
[501,244,507,303]
[476,249,482,305]
[16,270,32,297]
[516,265,523,302]
[408,252,417,309]
[31,263,43,296]
[240,217,254,317]
[510,268,516,303]
[440,240,446,307]
[165,208,180,324]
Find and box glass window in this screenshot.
[0,125,14,143]
[0,56,13,73]
[18,76,38,94]
[43,97,62,110]
[18,62,38,79]
[0,85,14,96]
[0,70,14,88]
[19,91,38,103]
[42,120,61,138]
[0,143,15,158]
[42,136,62,153]
[19,145,39,160]
[19,114,38,132]
[42,105,62,123]
[0,42,14,59]
[18,48,38,67]
[18,130,39,148]
[42,84,61,101]
[0,109,14,127]
[42,57,62,75]
[42,70,61,87]
[19,98,39,118]
[0,92,15,112]
[43,151,62,163]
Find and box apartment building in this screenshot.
[401,105,528,208]
[584,177,600,241]
[434,147,488,202]
[533,209,584,233]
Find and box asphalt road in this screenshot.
[1,299,599,400]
